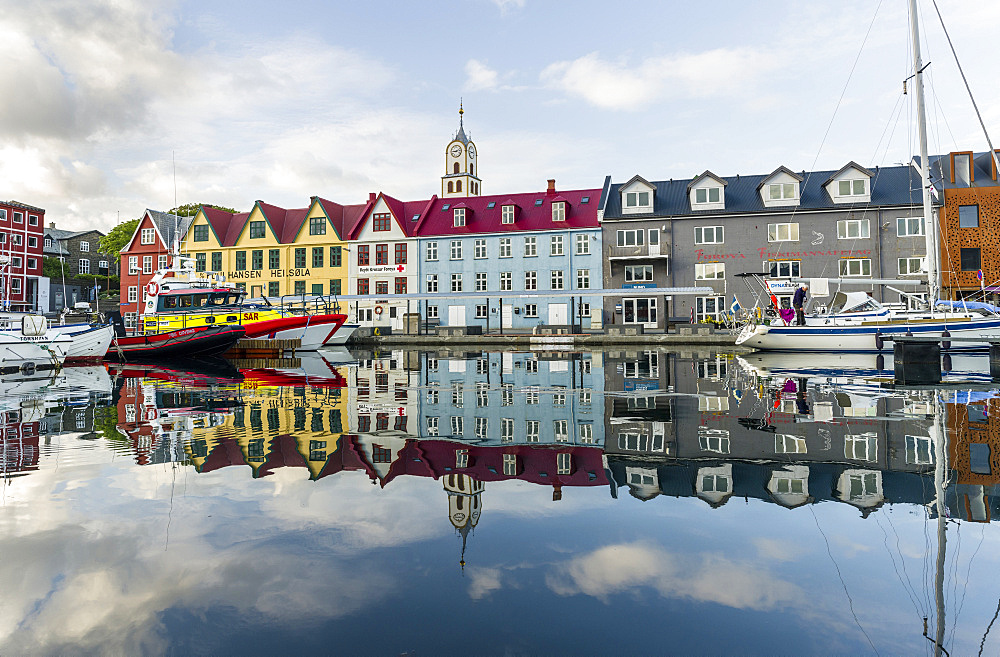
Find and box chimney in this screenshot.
[547,179,556,195]
[369,192,377,203]
[49,222,55,229]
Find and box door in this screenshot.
[501,304,513,329]
[250,285,264,298]
[548,303,568,325]
[448,305,466,326]
[648,228,660,257]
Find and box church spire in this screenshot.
[442,101,480,198]
[455,99,469,145]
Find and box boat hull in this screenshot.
[240,315,348,350]
[737,317,1000,352]
[107,325,246,360]
[53,324,115,363]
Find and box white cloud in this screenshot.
[491,0,526,14]
[465,59,500,92]
[540,48,777,111]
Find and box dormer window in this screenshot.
[768,183,795,200]
[454,208,466,227]
[625,191,650,209]
[502,205,515,224]
[838,179,866,196]
[552,201,565,221]
[695,187,721,204]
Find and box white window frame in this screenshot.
[550,270,564,290]
[426,241,438,261]
[838,179,867,196]
[524,236,537,257]
[525,271,537,291]
[128,285,138,302]
[78,259,90,274]
[501,205,515,224]
[698,428,730,454]
[694,187,721,204]
[550,235,564,256]
[500,271,512,291]
[476,272,487,291]
[839,258,872,277]
[426,305,439,319]
[837,219,870,239]
[624,190,651,210]
[552,201,565,222]
[898,257,926,276]
[768,182,796,200]
[694,226,724,245]
[426,274,438,293]
[451,273,463,292]
[140,227,155,245]
[474,239,487,259]
[695,262,726,280]
[524,303,538,317]
[775,434,807,454]
[526,420,540,442]
[128,256,138,274]
[768,223,799,242]
[450,240,462,260]
[142,255,153,274]
[905,435,934,465]
[80,241,90,252]
[499,237,512,258]
[576,233,591,255]
[624,265,653,282]
[158,254,168,270]
[616,229,645,247]
[453,208,466,227]
[897,216,925,237]
[577,269,590,289]
[695,296,726,322]
[845,433,878,462]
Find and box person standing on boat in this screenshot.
[793,283,808,326]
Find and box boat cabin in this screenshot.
[827,291,884,315]
[156,288,244,312]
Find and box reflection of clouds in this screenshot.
[753,537,804,563]
[546,542,804,610]
[467,567,503,600]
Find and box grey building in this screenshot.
[43,224,118,312]
[597,163,931,329]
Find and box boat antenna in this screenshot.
[929,0,1000,184]
[909,0,940,307]
[172,151,179,264]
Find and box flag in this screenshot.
[763,279,779,308]
[730,295,741,315]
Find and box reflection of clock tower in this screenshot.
[442,101,481,198]
[444,473,483,571]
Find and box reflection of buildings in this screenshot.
[946,396,1000,522]
[603,350,671,462]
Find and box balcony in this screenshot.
[607,244,668,260]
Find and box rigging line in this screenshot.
[951,522,986,647]
[875,513,925,619]
[808,504,881,656]
[884,504,928,616]
[977,595,1000,657]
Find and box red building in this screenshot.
[0,200,44,311]
[118,209,191,328]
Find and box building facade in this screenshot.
[119,210,192,327]
[598,163,931,328]
[43,225,116,312]
[0,200,44,311]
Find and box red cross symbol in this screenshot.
[396,264,405,272]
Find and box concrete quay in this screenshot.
[348,326,748,350]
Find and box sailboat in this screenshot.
[736,1,1000,353]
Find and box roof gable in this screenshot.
[619,174,655,193]
[687,170,728,191]
[758,165,804,190]
[823,161,874,187]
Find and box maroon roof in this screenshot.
[413,186,601,237]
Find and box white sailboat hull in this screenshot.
[51,324,115,362]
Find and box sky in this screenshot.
[2,0,1000,233]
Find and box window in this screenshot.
[206,251,220,272]
[575,234,591,255]
[28,214,37,226]
[330,246,342,267]
[775,434,807,454]
[44,237,51,248]
[78,259,90,274]
[395,243,407,264]
[474,418,488,440]
[897,216,924,236]
[263,249,277,270]
[768,223,799,242]
[952,153,972,186]
[128,256,138,274]
[898,257,926,275]
[395,277,406,294]
[451,273,463,292]
[694,187,721,204]
[624,265,653,282]
[426,274,438,293]
[98,260,107,271]
[453,208,466,227]
[252,250,264,270]
[961,248,981,271]
[503,454,517,476]
[552,201,565,221]
[249,221,266,238]
[499,272,512,291]
[294,248,306,268]
[426,242,438,261]
[27,236,36,248]
[525,420,540,442]
[427,305,438,319]
[524,303,538,317]
[234,251,247,271]
[551,270,564,290]
[623,298,657,324]
[837,219,870,239]
[128,285,138,302]
[450,240,462,260]
[158,254,168,269]
[838,179,867,196]
[357,278,369,295]
[295,280,306,295]
[845,433,877,462]
[309,216,326,235]
[550,235,564,256]
[768,182,796,200]
[357,245,370,266]
[762,260,798,279]
[695,296,726,321]
[554,420,569,442]
[11,212,21,223]
[499,238,511,258]
[476,272,487,291]
[695,262,725,279]
[524,236,537,257]
[698,428,730,453]
[311,283,324,296]
[373,213,391,231]
[193,225,209,242]
[476,304,487,319]
[577,269,590,289]
[616,229,645,247]
[77,240,90,252]
[694,226,724,244]
[959,205,980,228]
[579,423,594,444]
[375,281,388,295]
[580,302,591,318]
[451,416,464,435]
[141,228,155,244]
[625,191,650,208]
[501,418,514,442]
[474,239,487,259]
[525,271,537,290]
[375,244,388,265]
[269,281,280,296]
[502,205,515,224]
[330,279,341,295]
[195,253,206,272]
[11,256,20,268]
[905,435,933,465]
[839,258,871,277]
[142,255,153,274]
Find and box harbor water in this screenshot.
[0,347,998,655]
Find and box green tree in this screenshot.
[169,203,237,217]
[99,218,140,264]
[41,256,70,279]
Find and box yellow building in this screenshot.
[179,197,350,300]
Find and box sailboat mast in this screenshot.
[909,0,941,304]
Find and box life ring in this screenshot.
[146,281,159,297]
[374,305,383,316]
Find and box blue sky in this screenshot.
[1,0,998,232]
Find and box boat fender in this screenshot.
[875,332,883,350]
[146,281,160,297]
[942,353,952,372]
[941,330,951,350]
[875,354,885,371]
[21,315,47,337]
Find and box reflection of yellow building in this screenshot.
[180,198,349,299]
[184,380,349,479]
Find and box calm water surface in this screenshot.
[0,347,998,656]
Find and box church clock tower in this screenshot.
[442,101,481,198]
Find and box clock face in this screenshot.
[468,145,475,157]
[450,145,463,157]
